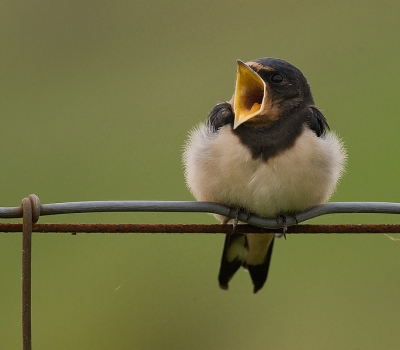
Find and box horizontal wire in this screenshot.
[1,200,400,229]
[1,223,400,234]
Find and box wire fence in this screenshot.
[3,194,400,350]
[3,196,400,229]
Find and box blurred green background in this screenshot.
[1,0,400,349]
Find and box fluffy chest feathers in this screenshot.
[183,124,346,218]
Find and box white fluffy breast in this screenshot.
[183,123,346,219]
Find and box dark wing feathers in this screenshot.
[307,106,330,137]
[206,102,234,132]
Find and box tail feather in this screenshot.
[218,233,275,293]
[247,237,275,293]
[218,234,247,290]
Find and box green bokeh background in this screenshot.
[1,1,400,349]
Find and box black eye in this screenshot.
[270,74,284,84]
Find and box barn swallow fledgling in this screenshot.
[183,58,346,293]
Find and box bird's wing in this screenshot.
[307,106,329,137]
[206,102,234,132]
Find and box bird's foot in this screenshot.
[223,207,249,233]
[275,215,287,239]
[232,208,241,233]
[222,209,232,225]
[293,213,299,225]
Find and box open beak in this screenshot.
[233,60,267,129]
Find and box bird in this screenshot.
[183,57,346,293]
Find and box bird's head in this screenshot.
[231,58,314,129]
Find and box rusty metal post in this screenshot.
[21,197,32,350]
